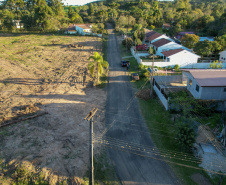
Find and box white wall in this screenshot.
[185,72,202,99]
[154,84,169,110]
[219,51,226,63]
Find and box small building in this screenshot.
[182,69,226,100]
[74,24,92,35]
[65,24,77,34]
[162,23,171,30]
[176,32,194,40]
[219,50,226,63]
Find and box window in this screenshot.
[189,79,192,86]
[224,87,226,92]
[221,57,223,59]
[196,85,199,92]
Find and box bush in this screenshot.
[174,64,179,70]
[138,63,145,70]
[167,66,172,70]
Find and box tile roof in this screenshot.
[145,30,156,40]
[161,49,184,57]
[163,23,171,28]
[74,24,92,29]
[183,69,226,87]
[152,38,171,47]
[147,32,162,42]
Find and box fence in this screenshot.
[153,81,169,110]
[130,47,226,69]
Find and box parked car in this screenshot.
[132,73,139,80]
[121,60,129,67]
[148,68,158,73]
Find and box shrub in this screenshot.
[174,64,179,70]
[167,66,172,70]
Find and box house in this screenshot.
[176,32,194,40]
[219,50,226,63]
[161,49,200,65]
[74,24,92,35]
[151,38,189,56]
[65,24,92,35]
[199,37,214,42]
[13,20,24,29]
[144,30,173,45]
[182,69,226,100]
[162,23,171,30]
[65,24,77,34]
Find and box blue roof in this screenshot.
[199,37,214,42]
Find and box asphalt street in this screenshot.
[105,25,181,185]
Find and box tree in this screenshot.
[122,37,133,50]
[209,60,223,69]
[181,34,199,49]
[148,47,156,99]
[176,125,195,152]
[194,40,213,61]
[88,52,109,84]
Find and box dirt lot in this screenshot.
[0,34,107,184]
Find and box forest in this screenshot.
[0,0,225,36]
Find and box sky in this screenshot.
[63,0,100,6]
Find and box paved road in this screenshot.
[105,26,181,185]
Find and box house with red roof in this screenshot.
[151,38,189,57]
[161,49,200,65]
[145,31,173,45]
[182,69,226,100]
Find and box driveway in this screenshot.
[104,25,181,185]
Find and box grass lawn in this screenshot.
[119,42,226,185]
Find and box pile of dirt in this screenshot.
[136,88,151,100]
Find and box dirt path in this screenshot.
[105,25,181,185]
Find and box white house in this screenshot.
[75,24,92,35]
[151,38,189,56]
[219,50,226,63]
[13,20,24,29]
[161,49,200,66]
[182,69,226,100]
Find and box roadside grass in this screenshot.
[84,149,121,185]
[119,43,225,184]
[96,35,109,89]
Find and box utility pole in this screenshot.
[84,108,98,185]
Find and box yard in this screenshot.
[119,38,226,185]
[0,33,118,184]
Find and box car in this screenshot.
[148,68,158,73]
[121,60,129,67]
[132,73,139,80]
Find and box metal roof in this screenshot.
[183,69,226,87]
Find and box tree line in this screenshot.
[0,0,225,37]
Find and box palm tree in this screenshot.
[88,52,109,84]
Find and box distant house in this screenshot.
[176,32,194,40]
[13,20,24,29]
[199,37,214,42]
[182,69,226,100]
[161,49,200,66]
[219,50,226,63]
[65,24,92,35]
[151,38,189,56]
[144,30,173,45]
[65,24,77,34]
[162,23,171,30]
[74,24,92,35]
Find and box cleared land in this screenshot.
[0,34,107,184]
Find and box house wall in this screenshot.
[219,51,226,63]
[185,72,202,99]
[201,87,226,100]
[75,26,84,35]
[153,82,169,110]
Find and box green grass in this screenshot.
[84,150,121,185]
